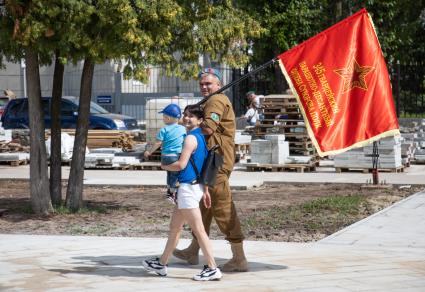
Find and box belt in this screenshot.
[191,180,199,185]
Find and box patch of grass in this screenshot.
[301,195,365,215]
[242,195,370,235]
[54,204,108,215]
[13,204,34,214]
[399,112,425,118]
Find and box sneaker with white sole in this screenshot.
[193,265,222,281]
[165,189,177,204]
[142,257,167,276]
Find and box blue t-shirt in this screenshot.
[156,124,186,155]
[178,128,208,184]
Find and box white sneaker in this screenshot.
[142,257,167,276]
[193,265,222,281]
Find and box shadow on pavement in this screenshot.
[47,255,287,278]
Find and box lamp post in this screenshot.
[21,59,27,98]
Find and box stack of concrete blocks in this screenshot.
[250,139,272,164]
[364,136,402,168]
[234,130,252,145]
[0,129,12,142]
[45,133,76,163]
[0,152,30,162]
[0,129,29,163]
[333,148,368,168]
[401,132,417,147]
[399,135,415,166]
[413,131,425,149]
[250,134,289,164]
[84,148,139,168]
[401,128,425,164]
[414,149,425,163]
[413,124,425,163]
[145,98,200,145]
[334,136,402,169]
[285,156,315,164]
[398,119,425,164]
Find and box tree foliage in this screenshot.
[0,0,262,212]
[235,0,424,109]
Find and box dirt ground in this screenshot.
[0,180,421,242]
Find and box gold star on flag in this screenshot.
[334,57,374,93]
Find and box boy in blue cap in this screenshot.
[144,103,186,203]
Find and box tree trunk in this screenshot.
[65,58,94,211]
[25,48,53,215]
[50,54,64,206]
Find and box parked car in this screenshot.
[0,96,11,118]
[0,96,138,130]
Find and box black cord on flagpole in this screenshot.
[196,57,279,106]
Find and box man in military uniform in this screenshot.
[173,68,248,272]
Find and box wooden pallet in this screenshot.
[144,148,162,162]
[246,163,316,173]
[85,163,143,170]
[261,118,303,123]
[258,123,307,130]
[261,97,297,104]
[235,143,250,153]
[47,160,71,166]
[284,133,311,140]
[335,166,405,173]
[131,162,162,170]
[289,141,314,148]
[235,144,250,160]
[0,159,28,166]
[290,149,317,156]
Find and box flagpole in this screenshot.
[196,57,279,106]
[372,141,379,184]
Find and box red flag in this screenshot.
[278,8,399,157]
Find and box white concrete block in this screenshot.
[0,129,12,142]
[265,134,285,142]
[251,140,272,154]
[0,152,29,161]
[235,130,252,144]
[271,141,289,164]
[250,153,272,164]
[90,148,123,154]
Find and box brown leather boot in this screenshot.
[172,240,200,265]
[220,242,249,272]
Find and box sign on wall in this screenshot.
[97,95,112,104]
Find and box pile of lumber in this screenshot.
[0,141,29,153]
[46,130,136,151]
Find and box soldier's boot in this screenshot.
[220,242,249,272]
[172,239,199,265]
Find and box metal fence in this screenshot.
[390,62,425,118]
[117,66,235,120]
[2,59,422,120]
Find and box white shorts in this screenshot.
[177,183,204,209]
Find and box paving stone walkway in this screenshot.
[1,190,425,291]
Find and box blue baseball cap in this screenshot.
[198,67,222,82]
[159,103,182,119]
